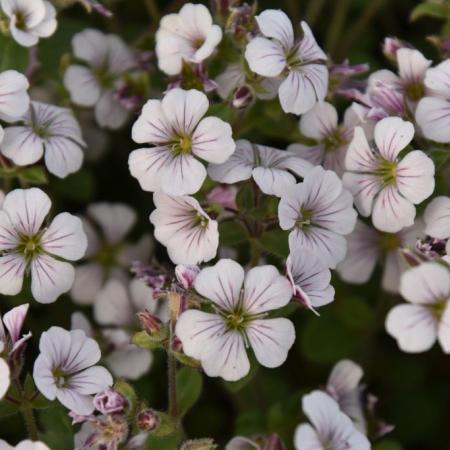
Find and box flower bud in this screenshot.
[382,37,413,64]
[175,265,200,290]
[264,433,285,450]
[131,262,168,294]
[137,408,160,432]
[93,387,127,415]
[137,310,163,334]
[226,3,258,45]
[232,85,253,109]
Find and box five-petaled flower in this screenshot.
[33,326,113,415]
[0,188,87,303]
[0,102,85,178]
[386,262,450,353]
[156,3,222,76]
[208,139,312,197]
[343,116,435,233]
[278,165,357,268]
[129,88,235,196]
[176,259,295,381]
[245,9,328,115]
[150,193,219,265]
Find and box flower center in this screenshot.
[376,158,397,186]
[18,234,42,260]
[378,232,401,252]
[95,66,114,89]
[194,213,209,228]
[323,128,347,152]
[295,208,313,229]
[95,242,123,267]
[171,135,192,156]
[225,311,246,331]
[14,11,26,30]
[286,47,301,69]
[404,81,425,101]
[52,367,69,388]
[429,299,448,321]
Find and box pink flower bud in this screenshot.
[137,310,163,334]
[232,85,253,109]
[383,37,413,63]
[137,409,160,432]
[93,388,127,415]
[175,265,200,290]
[207,185,238,211]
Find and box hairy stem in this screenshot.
[22,403,39,441]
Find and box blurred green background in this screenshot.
[1,1,449,449]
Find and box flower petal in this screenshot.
[386,304,437,353]
[56,388,96,415]
[255,9,294,49]
[0,70,29,121]
[243,265,292,313]
[63,65,100,107]
[424,196,450,239]
[70,262,105,305]
[1,126,44,166]
[69,366,113,394]
[299,101,338,140]
[374,117,414,161]
[245,37,286,77]
[95,90,129,129]
[194,259,244,310]
[415,97,450,143]
[106,346,152,380]
[372,185,415,232]
[44,136,84,178]
[345,126,378,172]
[0,253,26,296]
[131,99,172,144]
[247,318,295,368]
[0,358,10,400]
[0,210,19,251]
[191,116,235,164]
[41,213,87,261]
[31,255,75,304]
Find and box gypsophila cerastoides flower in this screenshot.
[0,440,50,450]
[343,116,435,233]
[278,165,357,268]
[424,196,450,255]
[386,262,450,353]
[64,29,138,129]
[129,88,235,196]
[150,193,219,265]
[0,0,57,47]
[245,9,328,115]
[33,326,113,415]
[176,259,295,381]
[0,188,87,303]
[155,3,222,76]
[71,202,152,305]
[0,101,85,178]
[294,391,370,450]
[208,139,312,197]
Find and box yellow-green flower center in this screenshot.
[296,208,313,229]
[171,135,192,156]
[323,128,347,153]
[376,158,398,186]
[405,81,425,101]
[18,234,42,260]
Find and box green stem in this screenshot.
[22,403,39,441]
[167,321,178,419]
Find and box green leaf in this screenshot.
[258,229,290,258]
[0,399,19,419]
[176,367,203,417]
[146,430,181,450]
[173,351,201,368]
[17,166,48,186]
[51,169,96,203]
[373,440,403,450]
[218,221,248,245]
[40,405,73,450]
[224,361,258,393]
[335,296,375,331]
[410,3,448,21]
[133,330,167,350]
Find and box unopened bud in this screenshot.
[232,85,253,109]
[175,265,200,290]
[382,37,413,63]
[264,433,285,450]
[93,387,127,415]
[137,408,160,432]
[137,310,163,334]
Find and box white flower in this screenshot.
[0,0,57,47]
[176,259,295,381]
[337,219,423,293]
[0,70,30,122]
[0,303,31,355]
[92,278,166,379]
[64,29,136,129]
[294,391,370,450]
[343,116,435,233]
[326,360,366,434]
[71,202,152,305]
[129,88,235,195]
[278,166,357,268]
[150,193,219,265]
[156,3,222,76]
[416,59,450,143]
[208,139,312,197]
[290,102,370,177]
[0,188,87,303]
[0,440,50,450]
[245,10,328,115]
[424,196,450,254]
[0,101,85,178]
[33,326,113,415]
[286,248,334,312]
[0,357,10,400]
[386,262,450,353]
